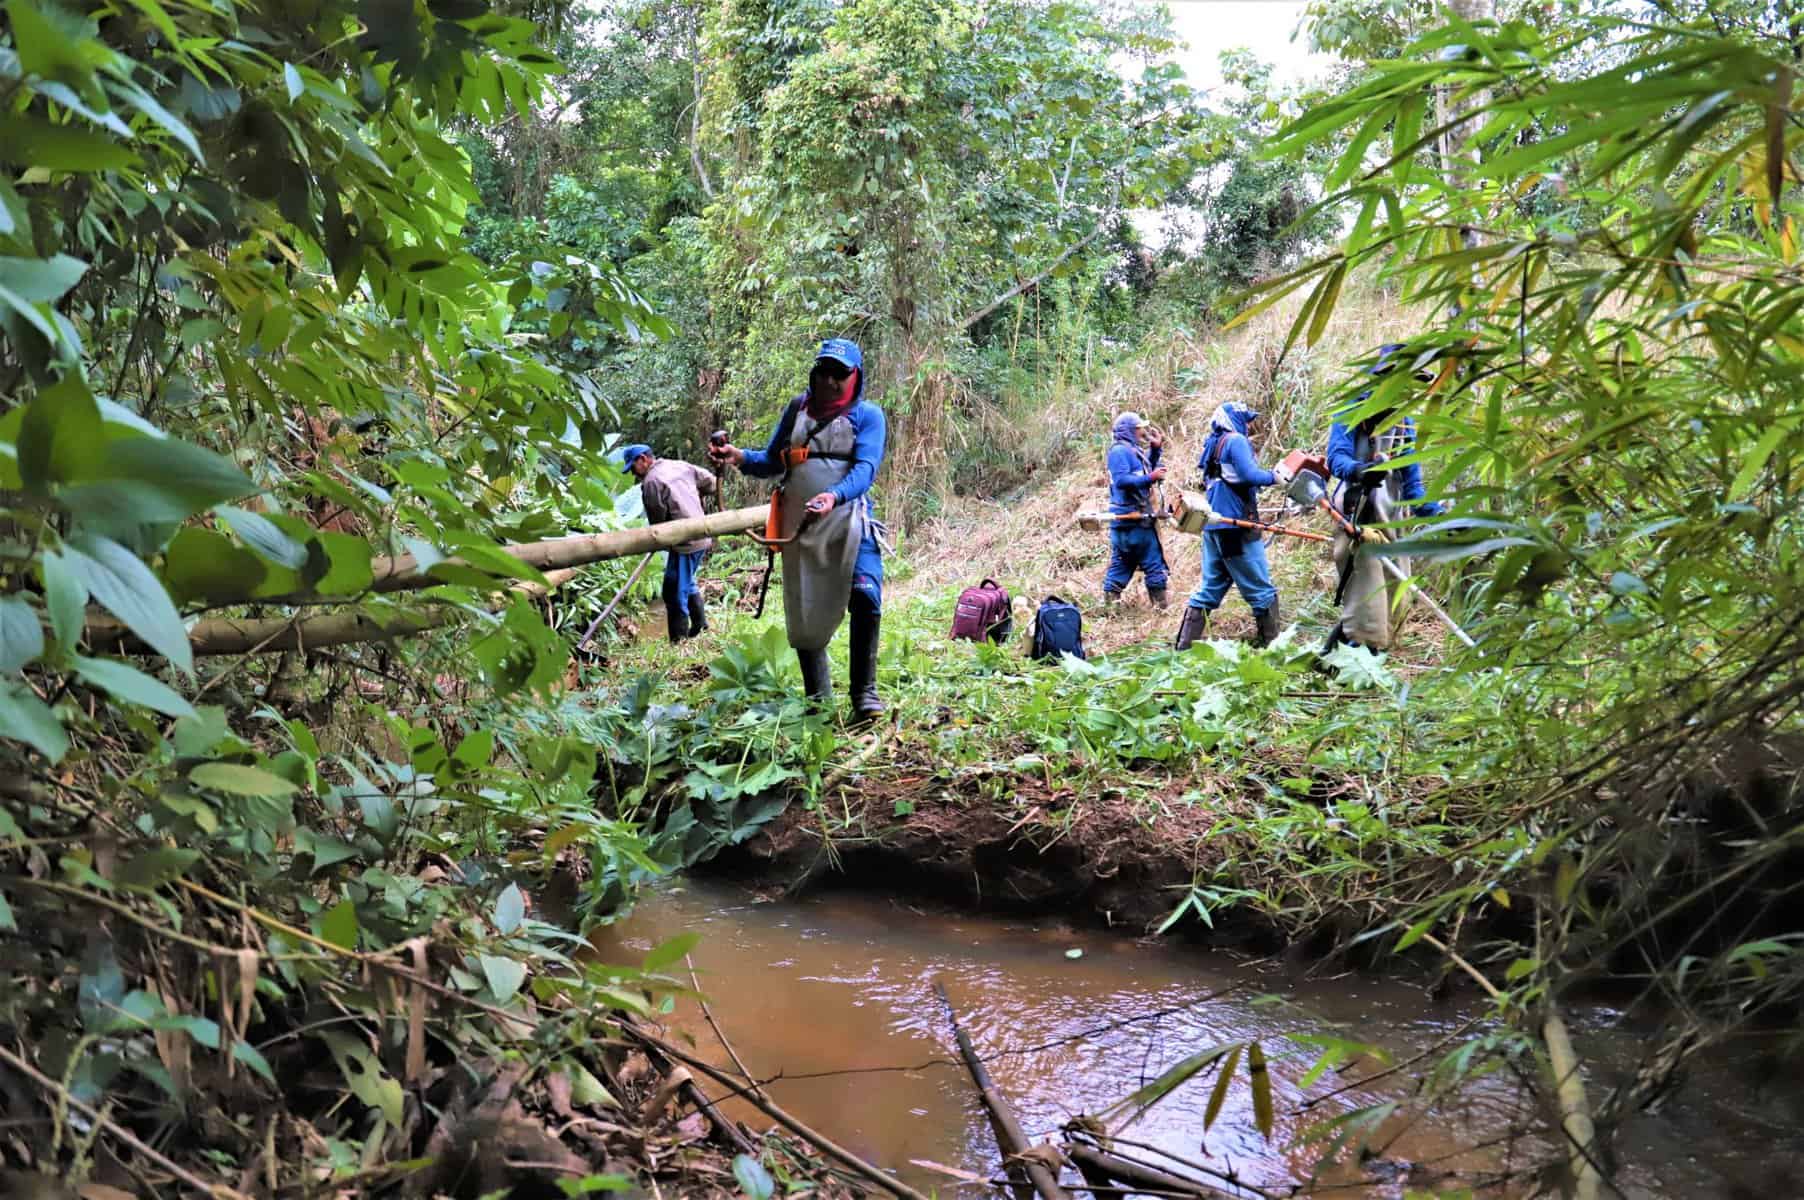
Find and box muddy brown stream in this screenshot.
[595,878,1802,1197]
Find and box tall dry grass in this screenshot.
[890,273,1438,655]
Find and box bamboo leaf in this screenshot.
[1306,261,1346,348]
[1248,1041,1274,1139]
[1202,1043,1242,1132]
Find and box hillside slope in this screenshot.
[892,279,1452,661]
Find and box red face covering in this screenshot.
[806,366,860,422]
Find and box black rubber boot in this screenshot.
[1174,605,1210,651]
[1253,600,1282,648]
[796,648,832,707]
[1148,586,1170,610]
[663,593,689,643]
[847,592,884,724]
[687,591,707,636]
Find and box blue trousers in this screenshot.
[1188,528,1277,612]
[663,548,707,606]
[1103,521,1169,595]
[852,529,883,612]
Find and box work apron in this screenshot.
[778,411,872,651]
[1330,426,1413,649]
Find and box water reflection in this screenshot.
[594,879,1785,1197]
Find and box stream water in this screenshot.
[595,878,1802,1198]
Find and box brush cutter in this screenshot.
[1282,456,1478,650]
[1173,490,1329,543]
[745,508,818,619]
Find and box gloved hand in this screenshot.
[1149,466,1168,483]
[1359,526,1388,545]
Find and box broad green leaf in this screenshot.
[217,506,308,569]
[40,547,88,650]
[0,255,88,304]
[0,597,44,673]
[72,655,195,718]
[190,762,299,797]
[479,953,527,1001]
[96,437,256,517]
[493,882,526,934]
[285,63,304,101]
[171,705,230,755]
[0,681,67,761]
[295,828,361,873]
[318,899,359,951]
[8,113,139,171]
[640,931,700,974]
[0,892,14,932]
[66,533,193,673]
[233,1041,276,1083]
[112,78,204,161]
[732,1155,775,1200]
[161,526,268,605]
[312,530,375,595]
[320,1030,403,1126]
[115,847,201,889]
[18,374,102,490]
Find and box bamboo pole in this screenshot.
[86,569,579,658]
[365,505,766,593]
[1064,1145,1221,1200]
[575,551,656,651]
[934,980,1072,1200]
[630,1023,932,1200]
[82,504,766,658]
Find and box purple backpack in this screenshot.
[951,579,1013,644]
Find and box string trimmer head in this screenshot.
[1279,450,1331,507]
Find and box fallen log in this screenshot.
[629,1022,933,1200]
[86,569,579,658]
[79,505,767,657]
[934,979,1072,1200]
[366,505,767,594]
[1065,1144,1222,1200]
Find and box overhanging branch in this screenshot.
[958,228,1106,331]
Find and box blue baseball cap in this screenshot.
[617,443,652,474]
[815,338,863,372]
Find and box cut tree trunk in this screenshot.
[80,506,767,659]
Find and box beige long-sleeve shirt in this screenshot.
[639,458,718,553]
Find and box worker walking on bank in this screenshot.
[1173,402,1289,650]
[1323,343,1448,653]
[709,338,889,722]
[621,445,719,643]
[1101,411,1170,608]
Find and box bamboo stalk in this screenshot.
[934,980,1072,1200]
[575,551,656,651]
[630,1023,933,1200]
[1543,1008,1603,1200]
[87,568,580,657]
[365,505,766,593]
[1064,1145,1221,1200]
[80,505,766,655]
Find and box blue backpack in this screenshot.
[1030,596,1085,661]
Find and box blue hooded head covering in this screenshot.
[617,443,652,474]
[1198,402,1258,469]
[1111,411,1143,445]
[809,338,867,413]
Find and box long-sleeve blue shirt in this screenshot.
[1326,416,1443,517]
[1200,428,1275,528]
[740,396,887,505]
[1107,440,1163,516]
